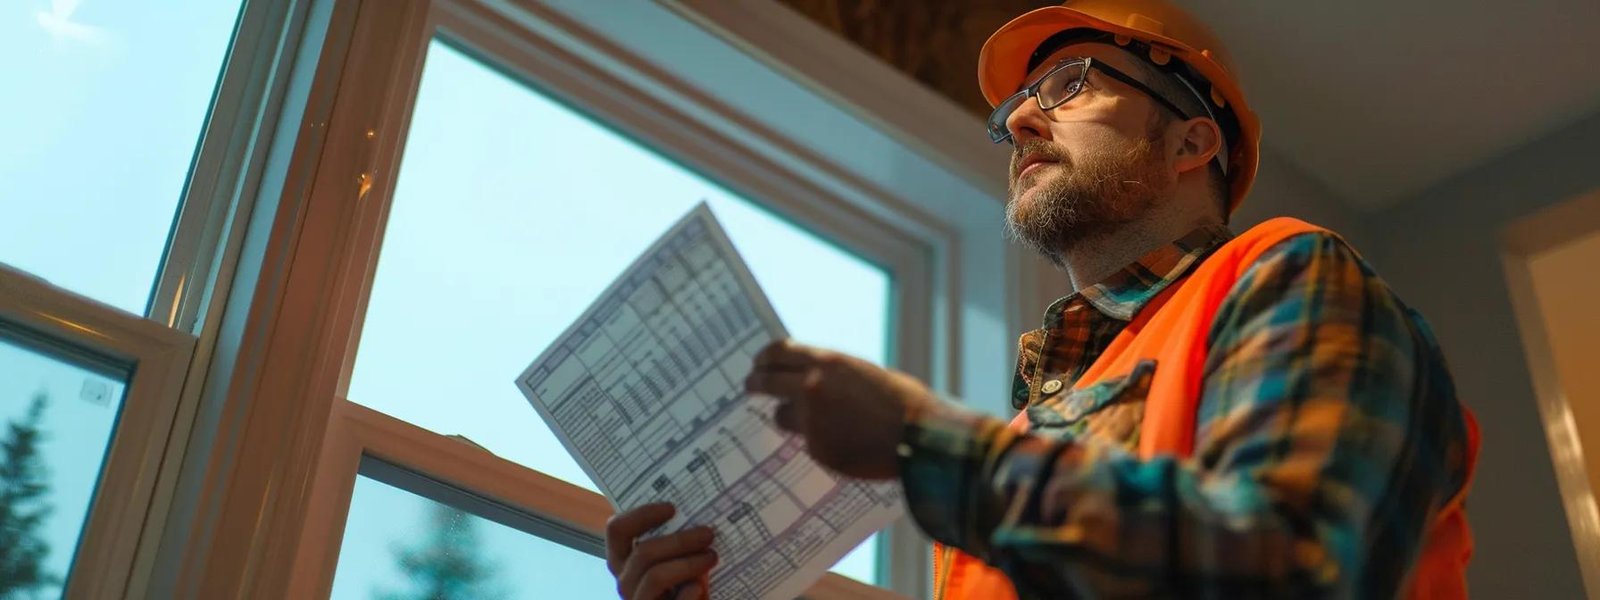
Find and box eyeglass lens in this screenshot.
[987,60,1088,144]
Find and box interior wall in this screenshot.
[1233,147,1367,247]
[1362,109,1600,599]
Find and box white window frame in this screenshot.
[154,0,1034,598]
[0,266,195,599]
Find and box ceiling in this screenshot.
[778,0,1600,210]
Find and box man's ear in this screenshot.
[1173,117,1222,176]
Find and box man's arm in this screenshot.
[900,232,1463,597]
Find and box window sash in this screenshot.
[0,265,196,598]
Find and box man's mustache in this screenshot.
[1010,140,1071,181]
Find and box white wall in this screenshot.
[1362,109,1600,599]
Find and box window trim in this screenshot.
[655,0,1009,198]
[0,265,196,599]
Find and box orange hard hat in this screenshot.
[979,0,1261,212]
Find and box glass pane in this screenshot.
[346,40,891,585]
[0,332,129,596]
[0,1,244,314]
[331,474,615,599]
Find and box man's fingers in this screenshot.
[751,339,793,369]
[605,503,675,574]
[632,552,719,600]
[744,368,812,397]
[773,400,800,433]
[617,527,715,595]
[752,339,823,370]
[675,581,705,600]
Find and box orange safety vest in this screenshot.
[933,218,1480,599]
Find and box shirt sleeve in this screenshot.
[898,232,1467,597]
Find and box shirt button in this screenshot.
[1041,379,1063,395]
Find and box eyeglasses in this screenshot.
[986,57,1195,144]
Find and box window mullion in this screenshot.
[161,1,436,598]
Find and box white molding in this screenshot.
[1501,191,1600,600]
[0,265,196,599]
[656,0,1009,198]
[449,0,949,268]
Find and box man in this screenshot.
[604,1,1478,598]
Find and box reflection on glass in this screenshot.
[346,40,891,584]
[0,334,128,596]
[0,1,243,313]
[330,474,615,599]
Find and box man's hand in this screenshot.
[604,503,716,600]
[744,339,936,479]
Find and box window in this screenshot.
[0,1,244,314]
[330,463,615,599]
[0,333,128,596]
[10,0,1016,597]
[165,1,1014,597]
[344,40,890,584]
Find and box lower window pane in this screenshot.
[0,331,128,595]
[331,471,615,599]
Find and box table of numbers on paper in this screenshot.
[516,204,903,600]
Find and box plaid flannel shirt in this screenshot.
[901,225,1473,598]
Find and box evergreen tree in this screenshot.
[373,503,503,600]
[0,392,58,598]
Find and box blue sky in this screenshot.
[3,3,891,594]
[0,0,242,315]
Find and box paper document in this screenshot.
[516,204,903,599]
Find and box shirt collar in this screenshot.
[1055,224,1234,323]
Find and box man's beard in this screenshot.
[1004,130,1171,265]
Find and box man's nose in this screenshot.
[1004,95,1051,144]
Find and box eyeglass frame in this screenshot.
[986,57,1198,145]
